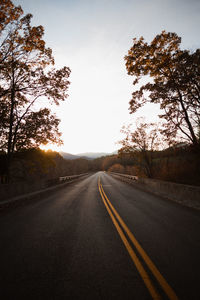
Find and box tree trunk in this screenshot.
[143,151,153,178]
[177,89,198,146]
[6,85,15,182]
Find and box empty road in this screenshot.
[0,172,200,299]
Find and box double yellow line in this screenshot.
[98,177,179,300]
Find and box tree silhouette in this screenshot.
[119,120,161,178]
[0,0,71,180]
[125,31,200,146]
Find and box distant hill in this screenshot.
[59,152,81,160]
[60,151,118,160]
[76,152,109,159]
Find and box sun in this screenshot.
[40,143,63,152]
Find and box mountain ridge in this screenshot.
[60,151,118,160]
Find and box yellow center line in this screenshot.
[98,177,179,300]
[98,180,161,300]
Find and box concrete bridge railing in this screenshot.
[110,172,200,210]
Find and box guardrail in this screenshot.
[109,172,138,181]
[0,173,88,202]
[109,172,200,210]
[59,173,88,182]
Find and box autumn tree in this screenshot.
[125,31,200,147]
[108,163,125,173]
[0,0,71,180]
[0,0,23,56]
[119,120,161,177]
[102,155,119,171]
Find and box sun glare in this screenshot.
[40,144,63,153]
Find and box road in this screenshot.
[0,171,200,300]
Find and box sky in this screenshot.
[14,0,200,154]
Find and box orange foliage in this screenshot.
[108,164,125,173]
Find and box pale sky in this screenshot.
[14,0,200,154]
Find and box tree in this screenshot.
[102,155,119,171]
[0,1,24,76]
[108,163,125,173]
[125,31,200,147]
[0,0,71,180]
[0,0,23,48]
[119,120,161,177]
[12,108,62,151]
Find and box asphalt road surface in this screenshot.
[0,171,200,300]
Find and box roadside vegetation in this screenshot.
[1,144,199,195]
[0,148,89,184]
